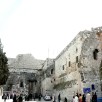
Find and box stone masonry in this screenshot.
[54,26,102,101]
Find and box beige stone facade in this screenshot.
[5,54,44,95]
[54,27,102,100]
[41,58,55,96]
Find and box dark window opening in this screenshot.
[62,65,64,70]
[54,79,55,81]
[51,69,53,74]
[76,56,78,63]
[93,49,99,60]
[20,81,24,87]
[91,84,95,90]
[76,48,78,53]
[80,72,84,81]
[69,61,70,67]
[51,81,52,83]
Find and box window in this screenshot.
[91,84,95,90]
[76,56,78,63]
[80,72,84,81]
[69,61,70,67]
[62,65,64,70]
[51,69,53,74]
[93,49,99,60]
[20,81,24,87]
[76,48,78,53]
[54,79,55,81]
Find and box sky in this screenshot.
[0,0,102,60]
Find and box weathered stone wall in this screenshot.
[54,27,102,100]
[5,54,44,95]
[81,27,102,97]
[41,59,55,96]
[54,31,85,95]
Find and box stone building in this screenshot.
[4,54,44,95]
[54,26,102,100]
[41,58,55,96]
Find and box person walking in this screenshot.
[79,94,82,102]
[75,94,79,102]
[52,94,56,102]
[64,97,67,102]
[92,92,97,102]
[94,92,97,102]
[18,94,23,102]
[4,93,7,102]
[82,94,86,102]
[58,94,61,102]
[13,94,17,102]
[86,92,91,102]
[73,96,75,102]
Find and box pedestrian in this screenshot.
[64,97,67,102]
[82,94,86,102]
[79,94,82,102]
[75,94,79,102]
[13,94,17,102]
[4,93,7,102]
[52,94,56,102]
[58,94,61,102]
[92,92,95,102]
[18,94,23,102]
[73,96,75,102]
[10,94,13,99]
[25,94,28,101]
[86,92,91,102]
[92,92,97,102]
[94,92,97,102]
[7,93,9,99]
[38,94,41,101]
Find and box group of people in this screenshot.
[24,93,42,101]
[73,92,97,102]
[53,92,97,102]
[2,92,42,102]
[2,93,23,102]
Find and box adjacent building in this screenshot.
[5,54,44,95]
[41,58,55,96]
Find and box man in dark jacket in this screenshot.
[18,94,23,102]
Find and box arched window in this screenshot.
[93,49,99,60]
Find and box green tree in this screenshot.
[0,49,9,85]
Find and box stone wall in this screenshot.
[41,58,55,96]
[4,54,44,95]
[54,27,102,100]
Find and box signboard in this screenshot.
[83,88,91,93]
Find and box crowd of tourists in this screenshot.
[72,92,97,102]
[2,92,42,102]
[52,92,97,102]
[2,93,23,102]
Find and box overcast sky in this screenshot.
[0,0,102,60]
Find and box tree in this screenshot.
[0,42,9,85]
